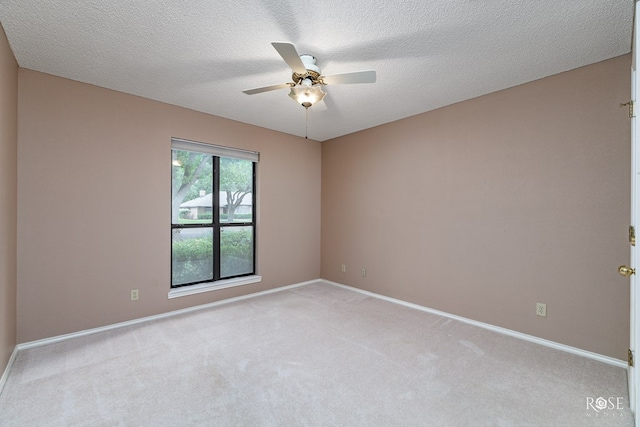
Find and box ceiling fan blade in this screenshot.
[271,42,307,74]
[322,70,376,85]
[243,83,291,95]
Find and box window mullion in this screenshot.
[213,156,221,281]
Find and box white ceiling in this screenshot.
[0,0,634,141]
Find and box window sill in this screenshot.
[168,275,262,299]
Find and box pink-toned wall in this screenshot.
[0,26,17,372]
[322,55,631,360]
[13,53,633,361]
[17,70,321,343]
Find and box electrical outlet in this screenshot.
[361,268,367,278]
[341,264,346,273]
[131,289,139,301]
[536,302,546,317]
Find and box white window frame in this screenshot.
[169,138,261,299]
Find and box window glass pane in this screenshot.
[172,228,214,286]
[172,150,213,224]
[219,157,253,223]
[220,226,254,278]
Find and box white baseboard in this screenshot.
[320,279,627,369]
[9,277,626,373]
[16,279,318,351]
[0,346,19,394]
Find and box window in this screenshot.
[171,138,258,290]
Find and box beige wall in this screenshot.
[322,55,631,360]
[12,53,633,360]
[0,26,17,371]
[17,70,321,342]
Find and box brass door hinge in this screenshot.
[621,101,635,118]
[629,349,634,367]
[631,226,636,247]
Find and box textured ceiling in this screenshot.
[0,0,634,141]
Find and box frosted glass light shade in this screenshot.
[288,84,326,109]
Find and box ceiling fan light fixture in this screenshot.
[288,84,326,109]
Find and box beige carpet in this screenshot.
[0,282,633,426]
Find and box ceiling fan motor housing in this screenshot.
[293,54,322,85]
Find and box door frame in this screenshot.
[630,0,639,419]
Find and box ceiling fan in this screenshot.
[243,42,376,110]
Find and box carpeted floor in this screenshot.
[0,282,633,426]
